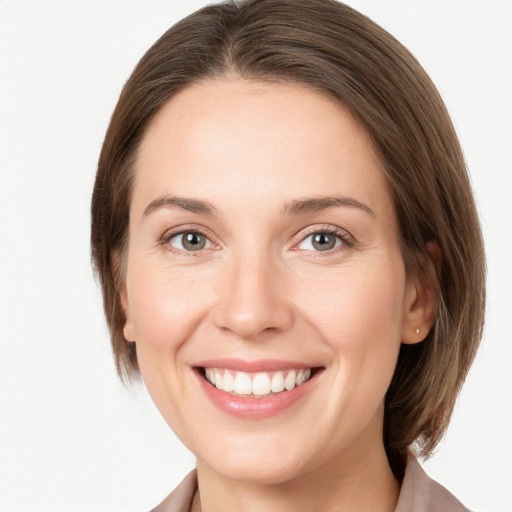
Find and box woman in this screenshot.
[91,0,485,510]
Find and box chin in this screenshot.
[205,453,309,485]
[192,428,325,485]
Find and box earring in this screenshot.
[415,328,420,335]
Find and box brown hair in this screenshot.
[91,0,485,477]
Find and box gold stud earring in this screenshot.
[415,328,420,335]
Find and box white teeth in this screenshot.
[296,368,311,385]
[234,372,252,395]
[214,372,223,389]
[204,368,313,396]
[284,369,296,391]
[222,372,235,392]
[271,371,285,393]
[252,373,271,396]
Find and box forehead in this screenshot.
[132,78,393,220]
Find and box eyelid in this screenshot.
[291,224,355,252]
[158,223,354,255]
[159,224,219,254]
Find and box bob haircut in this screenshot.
[91,0,485,477]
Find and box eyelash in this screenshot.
[293,225,354,254]
[160,225,354,255]
[160,225,217,256]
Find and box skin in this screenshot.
[121,78,436,512]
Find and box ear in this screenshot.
[120,286,136,342]
[401,241,442,344]
[113,250,136,343]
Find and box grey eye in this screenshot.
[298,232,343,252]
[312,233,336,251]
[169,232,211,251]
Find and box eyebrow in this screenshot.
[143,194,375,218]
[281,196,375,218]
[143,195,218,217]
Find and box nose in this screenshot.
[212,252,294,339]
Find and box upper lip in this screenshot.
[194,358,319,372]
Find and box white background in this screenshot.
[0,1,511,511]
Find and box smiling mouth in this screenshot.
[200,367,320,398]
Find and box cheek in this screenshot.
[304,265,406,436]
[305,261,404,328]
[125,262,213,431]
[126,261,212,354]
[298,261,406,376]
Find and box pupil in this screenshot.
[312,233,335,251]
[183,233,205,251]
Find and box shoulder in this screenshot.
[395,454,471,512]
[149,470,197,512]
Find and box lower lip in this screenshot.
[196,369,319,419]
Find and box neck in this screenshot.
[193,423,400,512]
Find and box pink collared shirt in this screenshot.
[151,456,470,512]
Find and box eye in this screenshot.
[168,231,213,252]
[297,231,345,252]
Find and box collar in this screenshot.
[151,454,469,512]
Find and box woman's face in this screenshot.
[122,79,424,483]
